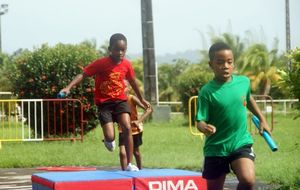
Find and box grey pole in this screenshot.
[0,16,2,53]
[0,4,8,53]
[285,0,291,70]
[141,0,158,105]
[285,0,291,52]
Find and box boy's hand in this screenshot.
[131,120,143,132]
[59,88,70,96]
[141,99,151,109]
[203,124,216,136]
[131,120,140,127]
[197,122,216,137]
[259,119,272,135]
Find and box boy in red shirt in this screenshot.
[60,33,149,171]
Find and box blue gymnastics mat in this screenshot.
[32,168,207,190]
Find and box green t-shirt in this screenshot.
[196,75,253,157]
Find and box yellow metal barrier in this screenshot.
[188,96,204,140]
[0,99,26,149]
[0,99,84,149]
[0,99,43,147]
[0,99,25,141]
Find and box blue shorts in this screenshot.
[97,100,130,126]
[202,144,255,180]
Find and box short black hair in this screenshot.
[109,33,127,47]
[208,42,232,61]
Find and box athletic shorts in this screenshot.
[97,101,131,126]
[202,144,255,180]
[119,132,143,148]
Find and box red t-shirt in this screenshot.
[83,57,135,104]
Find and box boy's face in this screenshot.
[209,49,234,82]
[110,40,127,63]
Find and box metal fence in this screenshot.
[187,95,298,138]
[0,99,84,148]
[159,98,298,115]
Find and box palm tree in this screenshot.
[237,43,285,95]
[158,59,189,101]
[211,33,245,62]
[131,58,144,93]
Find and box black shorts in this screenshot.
[97,101,131,126]
[119,132,143,148]
[202,144,255,180]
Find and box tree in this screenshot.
[199,32,246,76]
[0,52,14,92]
[211,33,245,62]
[9,42,102,134]
[131,58,144,92]
[158,59,189,102]
[237,43,285,95]
[286,47,300,117]
[177,63,213,114]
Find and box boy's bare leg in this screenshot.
[101,122,116,151]
[119,145,127,170]
[206,174,226,190]
[231,158,255,190]
[134,147,142,169]
[118,113,133,165]
[101,122,115,142]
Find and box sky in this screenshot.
[1,0,300,56]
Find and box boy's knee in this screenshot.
[238,176,255,189]
[121,124,131,133]
[133,150,140,157]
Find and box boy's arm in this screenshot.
[132,95,152,123]
[128,79,150,108]
[60,73,87,95]
[247,96,272,135]
[196,91,216,137]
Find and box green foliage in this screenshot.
[177,64,213,114]
[131,58,144,91]
[211,33,245,61]
[253,114,300,189]
[9,42,103,133]
[204,31,287,98]
[286,48,300,116]
[0,52,14,92]
[158,59,189,102]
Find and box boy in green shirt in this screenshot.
[196,42,272,190]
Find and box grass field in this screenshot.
[0,114,299,189]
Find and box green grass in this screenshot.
[252,114,300,189]
[0,114,299,189]
[0,121,34,140]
